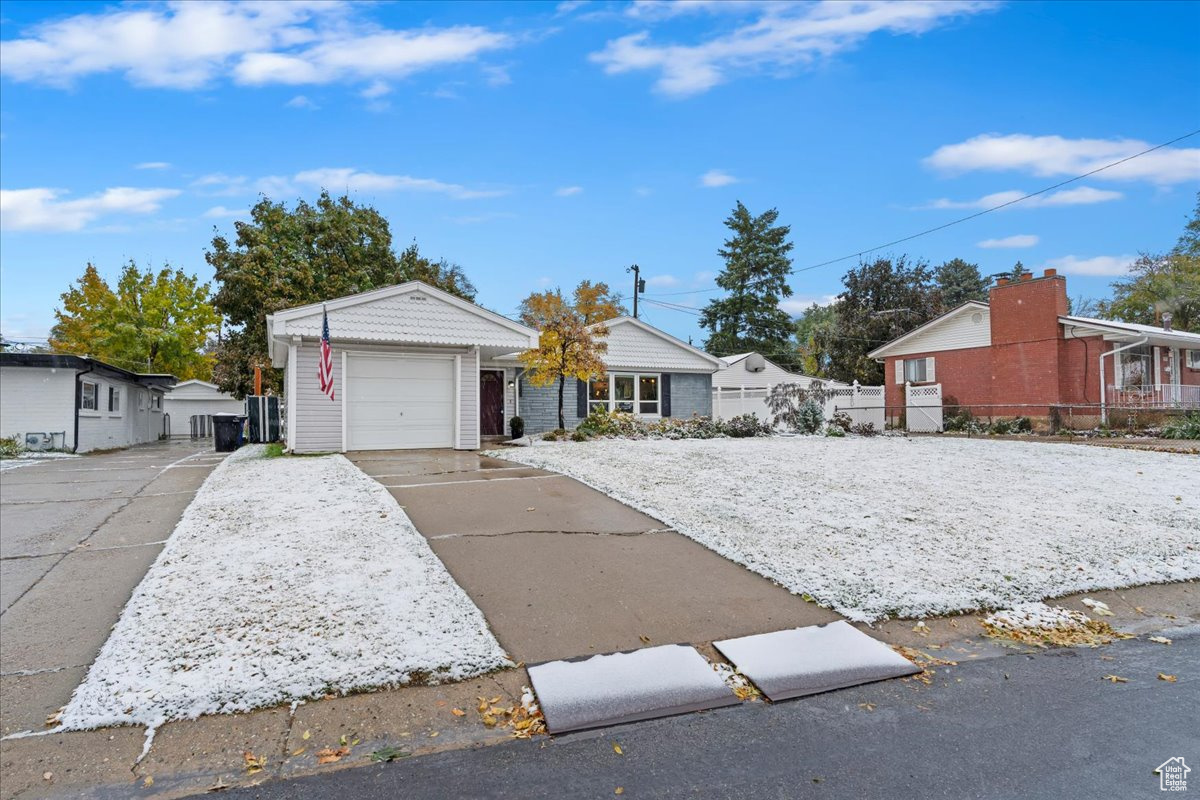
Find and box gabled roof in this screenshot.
[266,281,539,365]
[720,353,755,366]
[171,379,220,390]
[1059,315,1200,347]
[0,352,177,388]
[593,316,725,369]
[866,301,990,359]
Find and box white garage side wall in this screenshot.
[713,358,806,389]
[162,397,246,435]
[0,366,76,450]
[77,378,155,452]
[458,347,480,449]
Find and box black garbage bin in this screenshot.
[213,413,245,453]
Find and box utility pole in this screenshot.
[627,264,645,318]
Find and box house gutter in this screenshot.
[1099,336,1148,425]
[73,361,95,453]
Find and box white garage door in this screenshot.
[346,354,455,450]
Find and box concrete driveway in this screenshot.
[0,439,223,737]
[348,449,842,665]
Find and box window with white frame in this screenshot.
[150,393,162,410]
[1188,349,1200,369]
[108,386,121,414]
[588,373,662,415]
[80,381,98,411]
[903,357,929,383]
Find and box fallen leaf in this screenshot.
[481,714,498,727]
[302,729,311,740]
[144,776,154,788]
[242,751,268,774]
[615,789,624,795]
[612,742,623,756]
[1101,674,1129,683]
[912,621,929,636]
[290,747,306,757]
[1148,636,1172,645]
[429,731,439,738]
[858,702,876,712]
[315,747,350,765]
[370,746,411,763]
[638,635,651,645]
[1158,673,1177,682]
[42,772,52,782]
[526,507,536,512]
[477,697,489,712]
[451,708,466,717]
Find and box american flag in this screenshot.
[318,307,335,401]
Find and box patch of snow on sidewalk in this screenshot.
[489,437,1200,622]
[61,445,510,731]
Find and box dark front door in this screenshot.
[480,370,505,436]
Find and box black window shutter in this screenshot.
[661,373,672,417]
[576,378,588,418]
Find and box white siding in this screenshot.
[75,378,162,451]
[162,397,245,435]
[288,342,480,453]
[0,366,76,449]
[600,319,718,372]
[713,356,813,389]
[879,306,991,357]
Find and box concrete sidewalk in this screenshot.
[349,449,843,664]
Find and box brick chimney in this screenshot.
[989,270,1069,346]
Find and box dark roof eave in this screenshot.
[0,352,178,387]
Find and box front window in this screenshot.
[588,373,662,416]
[80,381,97,411]
[903,358,928,383]
[150,393,162,410]
[1118,345,1152,388]
[1187,349,1200,369]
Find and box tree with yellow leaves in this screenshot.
[518,290,608,430]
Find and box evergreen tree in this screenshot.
[934,258,987,308]
[699,202,795,360]
[793,301,839,377]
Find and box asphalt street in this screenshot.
[208,628,1198,800]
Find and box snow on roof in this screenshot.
[1059,315,1200,344]
[720,353,754,366]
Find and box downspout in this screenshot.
[73,361,95,453]
[1099,337,1148,425]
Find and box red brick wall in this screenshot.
[884,347,992,421]
[1179,347,1200,387]
[987,273,1070,413]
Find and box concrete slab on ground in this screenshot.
[0,544,163,673]
[0,497,127,559]
[375,466,555,487]
[392,475,668,538]
[0,727,145,799]
[429,529,842,663]
[85,491,199,549]
[347,450,519,478]
[0,666,87,737]
[1,555,59,614]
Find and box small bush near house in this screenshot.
[767,381,831,433]
[988,417,1032,435]
[828,410,853,433]
[824,425,846,437]
[542,428,568,441]
[850,422,878,437]
[944,408,984,434]
[1161,412,1200,440]
[721,413,774,438]
[509,416,525,440]
[0,436,24,458]
[570,430,589,442]
[263,443,285,458]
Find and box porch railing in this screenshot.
[1107,384,1200,409]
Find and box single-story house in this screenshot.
[713,352,844,389]
[266,282,723,452]
[162,380,245,436]
[866,268,1200,424]
[0,353,176,452]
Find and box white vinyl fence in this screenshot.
[712,381,885,431]
[905,382,943,432]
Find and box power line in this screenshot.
[642,127,1200,297]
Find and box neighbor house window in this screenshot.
[1117,345,1152,388]
[588,373,662,416]
[150,393,162,410]
[80,381,98,411]
[108,386,121,414]
[1188,349,1200,369]
[903,358,928,383]
[137,390,147,411]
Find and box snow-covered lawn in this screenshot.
[491,437,1199,622]
[61,446,510,732]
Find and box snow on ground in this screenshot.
[61,445,510,731]
[490,437,1199,622]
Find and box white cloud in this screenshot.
[780,294,839,316]
[191,173,251,196]
[591,1,995,96]
[285,94,319,109]
[700,169,738,187]
[925,185,1123,210]
[555,186,584,197]
[0,186,180,232]
[202,205,247,219]
[925,133,1200,185]
[977,234,1039,249]
[646,274,682,287]
[1042,254,1137,277]
[360,80,391,99]
[135,161,171,170]
[290,167,506,199]
[1,4,511,90]
[481,64,512,86]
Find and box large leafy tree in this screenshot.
[517,290,608,430]
[208,191,477,397]
[1096,194,1200,332]
[573,280,627,324]
[793,301,839,377]
[935,258,987,308]
[50,261,220,379]
[699,202,795,360]
[825,256,940,384]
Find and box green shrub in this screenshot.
[824,426,846,437]
[828,411,853,433]
[989,416,1032,435]
[542,429,567,441]
[1161,412,1200,440]
[944,408,983,434]
[0,436,23,458]
[509,416,525,439]
[850,422,878,437]
[721,413,773,438]
[570,429,589,442]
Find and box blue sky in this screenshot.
[2,0,1198,346]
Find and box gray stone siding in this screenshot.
[517,372,713,435]
[668,372,713,418]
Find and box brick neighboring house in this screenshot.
[867,269,1200,427]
